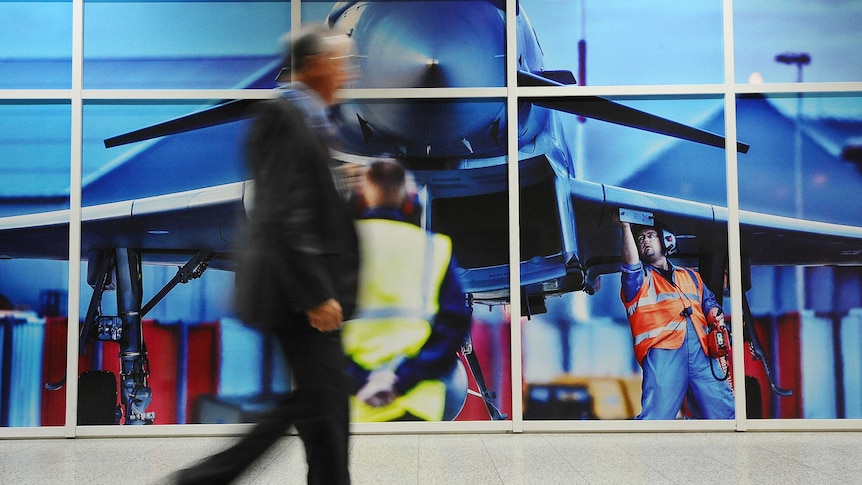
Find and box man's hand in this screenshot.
[615,208,640,265]
[612,208,630,229]
[306,298,343,332]
[707,306,726,329]
[356,370,398,408]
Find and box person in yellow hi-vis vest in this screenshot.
[343,160,472,421]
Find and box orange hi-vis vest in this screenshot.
[622,266,710,365]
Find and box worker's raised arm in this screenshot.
[614,210,639,265]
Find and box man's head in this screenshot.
[279,25,357,104]
[632,224,675,264]
[362,160,408,210]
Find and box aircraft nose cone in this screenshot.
[352,1,505,89]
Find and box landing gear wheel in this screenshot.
[745,376,763,419]
[78,370,119,425]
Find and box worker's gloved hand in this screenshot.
[707,306,726,329]
[357,370,398,407]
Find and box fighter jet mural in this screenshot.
[1,0,861,424]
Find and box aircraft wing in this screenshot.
[567,178,862,281]
[104,99,260,148]
[0,182,248,268]
[519,71,750,154]
[736,211,862,267]
[105,70,750,154]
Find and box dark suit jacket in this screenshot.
[234,95,359,328]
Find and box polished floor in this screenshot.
[2,431,862,484]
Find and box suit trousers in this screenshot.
[177,314,351,484]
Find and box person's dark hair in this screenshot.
[0,293,13,310]
[366,160,406,195]
[631,224,653,238]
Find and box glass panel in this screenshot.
[521,0,723,86]
[737,93,862,418]
[734,1,862,84]
[80,100,255,424]
[0,2,72,89]
[84,101,250,204]
[737,93,862,225]
[576,96,728,195]
[83,1,291,89]
[0,101,71,426]
[341,97,512,421]
[73,269,261,425]
[0,102,71,217]
[521,96,734,420]
[304,1,506,89]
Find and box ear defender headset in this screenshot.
[660,226,677,256]
[651,220,678,257]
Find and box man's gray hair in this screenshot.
[279,25,347,74]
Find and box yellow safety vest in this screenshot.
[622,267,709,365]
[342,219,453,421]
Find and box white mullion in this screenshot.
[341,87,507,100]
[722,0,747,431]
[733,81,862,95]
[0,90,73,100]
[292,0,301,38]
[82,89,278,101]
[66,0,84,437]
[517,84,727,98]
[506,0,524,434]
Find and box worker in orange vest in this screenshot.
[616,213,734,419]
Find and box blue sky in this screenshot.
[3,1,859,112]
[523,0,862,109]
[0,2,289,59]
[523,0,724,85]
[3,1,861,84]
[520,0,862,187]
[1,1,860,196]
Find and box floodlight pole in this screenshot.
[776,52,810,311]
[775,52,810,217]
[775,52,810,83]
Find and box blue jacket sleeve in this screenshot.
[393,256,472,395]
[700,278,720,316]
[620,262,645,303]
[346,361,370,394]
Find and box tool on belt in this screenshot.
[707,309,731,381]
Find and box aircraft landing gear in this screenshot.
[461,336,508,420]
[80,248,154,425]
[76,248,214,425]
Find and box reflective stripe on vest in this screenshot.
[622,266,709,364]
[342,219,452,421]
